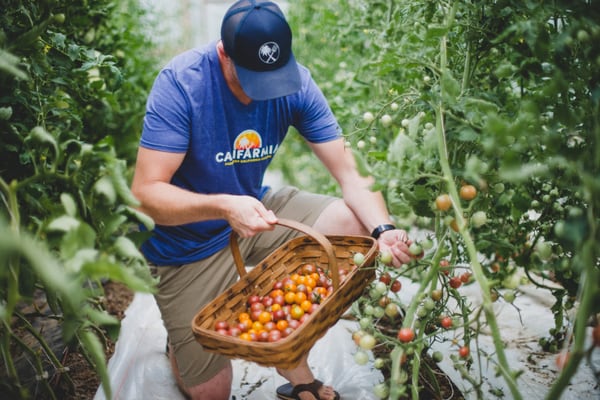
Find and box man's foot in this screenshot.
[276,379,340,400]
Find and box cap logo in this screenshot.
[258,42,280,65]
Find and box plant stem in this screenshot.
[436,9,523,398]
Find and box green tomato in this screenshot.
[353,252,366,266]
[432,351,444,362]
[359,334,377,350]
[373,357,386,369]
[363,111,375,124]
[421,237,434,251]
[471,211,487,228]
[535,241,553,261]
[380,114,393,127]
[408,243,422,256]
[373,383,389,399]
[373,306,385,319]
[359,317,371,330]
[379,251,393,265]
[354,350,369,365]
[385,303,399,318]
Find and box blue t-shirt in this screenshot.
[139,42,341,265]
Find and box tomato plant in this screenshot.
[288,1,600,399]
[1,1,159,398]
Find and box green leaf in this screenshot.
[125,207,155,231]
[60,193,78,217]
[114,236,144,261]
[47,215,80,232]
[79,330,112,400]
[94,175,117,205]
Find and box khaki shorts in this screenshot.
[150,186,337,388]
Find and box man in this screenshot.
[131,1,413,399]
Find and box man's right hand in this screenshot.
[223,195,278,238]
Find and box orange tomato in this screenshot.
[283,282,297,293]
[258,311,272,325]
[294,292,307,305]
[284,291,296,304]
[300,300,313,312]
[276,319,289,331]
[238,312,251,322]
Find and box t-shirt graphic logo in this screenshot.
[258,42,280,65]
[234,130,262,149]
[215,129,278,166]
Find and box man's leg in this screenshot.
[151,250,240,400]
[167,342,232,400]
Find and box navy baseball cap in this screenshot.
[221,0,302,100]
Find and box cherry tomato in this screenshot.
[449,276,462,289]
[390,280,402,293]
[459,184,477,201]
[214,320,229,331]
[435,194,452,211]
[397,327,415,343]
[359,334,377,350]
[379,272,392,285]
[440,316,453,329]
[593,325,600,347]
[430,289,443,302]
[458,346,470,358]
[290,305,305,320]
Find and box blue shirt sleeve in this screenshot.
[293,69,342,143]
[140,68,191,153]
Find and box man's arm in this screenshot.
[308,138,412,266]
[130,147,276,237]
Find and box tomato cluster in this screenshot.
[213,263,353,342]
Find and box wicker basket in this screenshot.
[191,218,379,369]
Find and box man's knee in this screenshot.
[180,361,233,400]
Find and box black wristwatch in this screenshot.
[370,224,396,239]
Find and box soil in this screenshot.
[64,281,135,400]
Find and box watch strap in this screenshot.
[370,224,396,239]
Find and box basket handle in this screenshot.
[229,218,341,290]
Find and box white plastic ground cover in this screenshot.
[393,275,600,400]
[94,292,383,400]
[95,276,599,400]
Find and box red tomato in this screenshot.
[593,325,600,347]
[449,277,462,289]
[460,272,471,283]
[247,295,261,306]
[390,280,402,293]
[214,320,229,331]
[458,346,470,358]
[440,316,453,329]
[302,263,317,275]
[272,309,285,322]
[379,272,392,285]
[397,327,415,343]
[268,330,282,342]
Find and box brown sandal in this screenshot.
[276,379,340,400]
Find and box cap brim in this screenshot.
[235,53,302,101]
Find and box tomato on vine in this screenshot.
[435,194,452,211]
[397,327,415,343]
[459,184,477,201]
